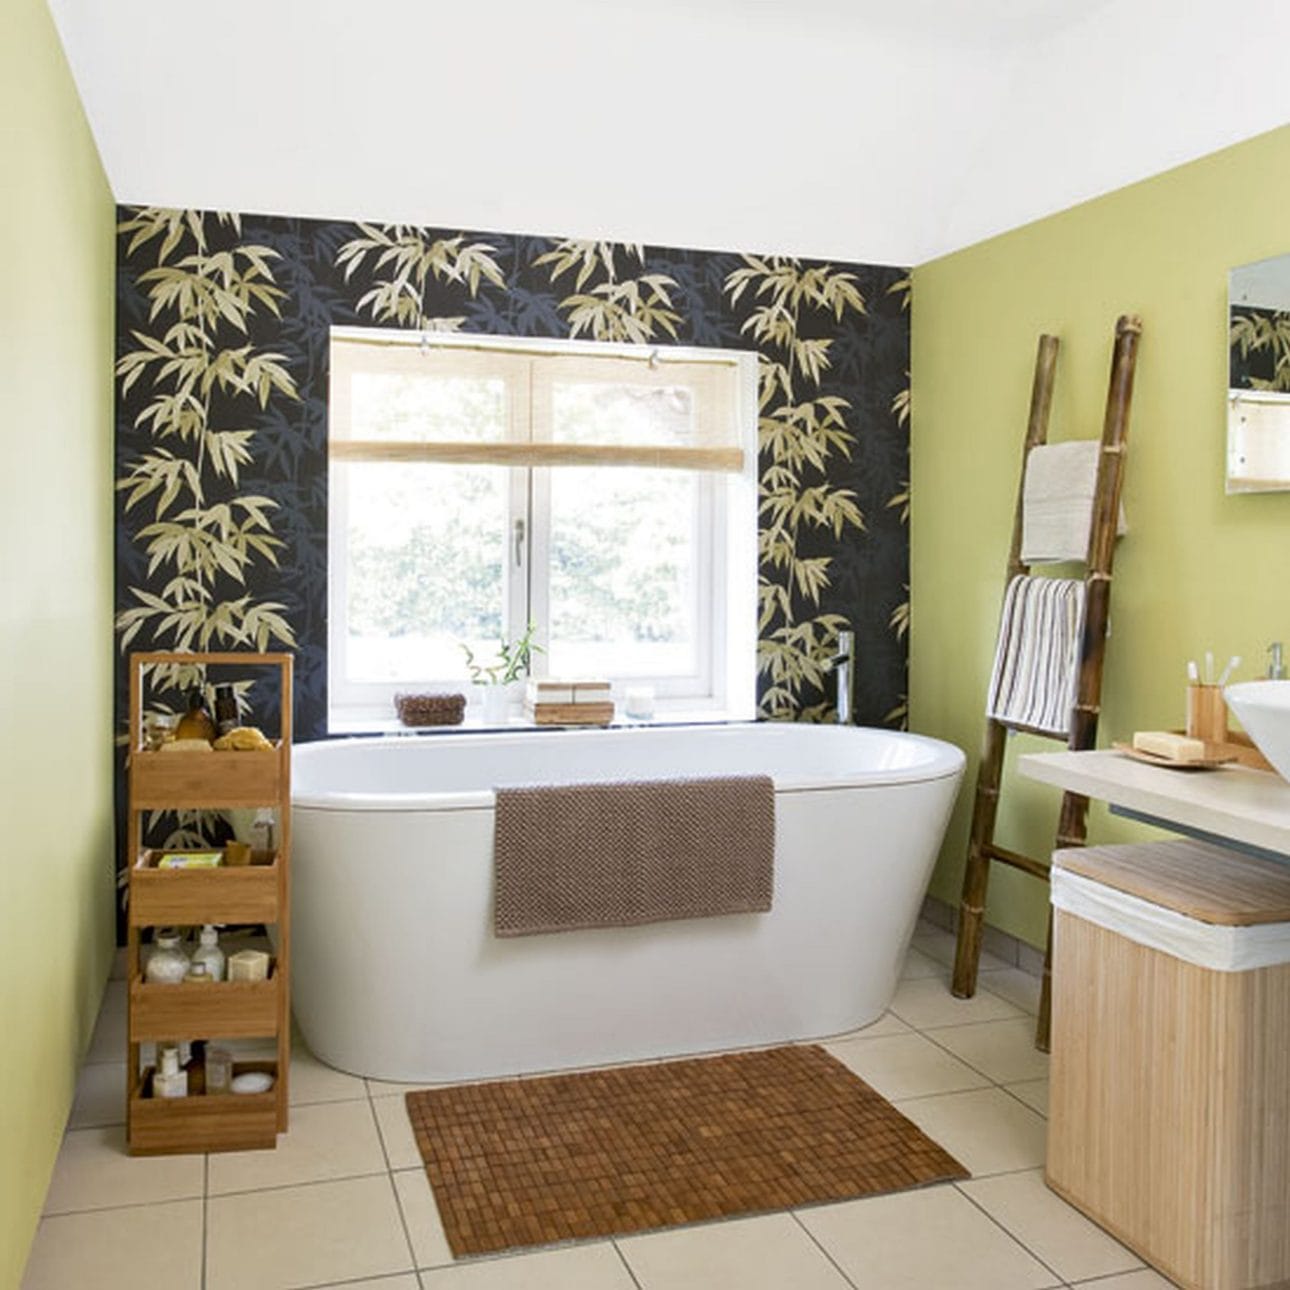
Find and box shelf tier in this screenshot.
[129,971,279,1042]
[129,744,283,809]
[130,850,280,927]
[129,1061,279,1155]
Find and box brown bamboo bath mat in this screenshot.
[405,1043,968,1257]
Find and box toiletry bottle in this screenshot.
[206,1045,233,1095]
[145,929,190,985]
[191,925,225,982]
[174,687,217,742]
[154,1046,188,1099]
[184,1040,207,1095]
[213,684,238,736]
[250,808,276,857]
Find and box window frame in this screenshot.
[327,328,758,731]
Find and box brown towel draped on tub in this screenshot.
[493,776,775,937]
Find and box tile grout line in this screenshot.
[609,1238,646,1289]
[201,1153,209,1290]
[951,1180,1069,1288]
[915,1018,1048,1093]
[367,1073,422,1279]
[788,1209,863,1290]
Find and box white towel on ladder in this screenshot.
[1021,441,1127,564]
[985,576,1086,737]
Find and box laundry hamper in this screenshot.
[1046,838,1290,1290]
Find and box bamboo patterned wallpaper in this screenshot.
[114,206,910,740]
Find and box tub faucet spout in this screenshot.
[827,630,854,725]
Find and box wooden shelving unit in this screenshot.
[125,650,292,1155]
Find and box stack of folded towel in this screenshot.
[985,575,1086,737]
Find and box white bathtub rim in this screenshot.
[291,726,965,812]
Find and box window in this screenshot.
[327,329,757,728]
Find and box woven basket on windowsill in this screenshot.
[394,692,466,727]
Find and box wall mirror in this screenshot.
[1228,253,1290,493]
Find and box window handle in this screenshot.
[513,517,526,568]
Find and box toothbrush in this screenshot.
[1187,660,1199,684]
[1216,656,1241,688]
[1205,651,1215,685]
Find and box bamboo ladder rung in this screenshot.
[950,316,1142,1053]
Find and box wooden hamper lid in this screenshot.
[1053,838,1290,926]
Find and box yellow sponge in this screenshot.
[1132,730,1207,762]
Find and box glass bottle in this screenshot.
[213,684,238,737]
[174,687,217,742]
[191,925,225,982]
[145,929,190,985]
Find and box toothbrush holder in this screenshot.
[1186,683,1228,746]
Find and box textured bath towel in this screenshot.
[985,574,1086,737]
[1021,440,1127,564]
[493,776,775,936]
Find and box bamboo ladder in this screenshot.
[950,314,1142,1052]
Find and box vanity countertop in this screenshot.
[1018,749,1290,859]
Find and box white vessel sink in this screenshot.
[1225,680,1290,782]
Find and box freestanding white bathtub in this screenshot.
[291,724,964,1083]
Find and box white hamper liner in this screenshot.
[1052,865,1290,973]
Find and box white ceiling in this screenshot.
[47,0,1290,266]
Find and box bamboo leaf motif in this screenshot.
[724,256,866,718]
[115,207,300,672]
[536,241,681,343]
[1230,310,1290,392]
[336,224,505,329]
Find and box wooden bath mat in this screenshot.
[405,1043,968,1257]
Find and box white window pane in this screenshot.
[349,372,508,443]
[546,466,701,678]
[551,381,694,448]
[343,462,508,681]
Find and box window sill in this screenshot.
[327,708,753,738]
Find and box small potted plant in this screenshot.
[461,622,543,725]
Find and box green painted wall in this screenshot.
[0,0,115,1284]
[910,125,1290,949]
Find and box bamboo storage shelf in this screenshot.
[125,650,292,1156]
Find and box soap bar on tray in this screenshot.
[1131,731,1207,762]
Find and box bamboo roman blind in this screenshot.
[329,333,746,473]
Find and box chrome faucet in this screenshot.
[828,629,854,724]
[1270,641,1285,680]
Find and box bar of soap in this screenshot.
[1132,730,1207,762]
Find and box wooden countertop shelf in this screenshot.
[129,850,280,927]
[128,1060,280,1155]
[129,965,280,1042]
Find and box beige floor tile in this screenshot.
[300,1279,421,1290]
[888,976,1023,1030]
[1069,1271,1179,1288]
[825,1032,990,1100]
[206,1174,412,1290]
[895,1087,1047,1176]
[961,1169,1142,1283]
[618,1212,850,1290]
[899,946,944,980]
[42,1125,203,1215]
[798,1184,1058,1289]
[22,1198,202,1290]
[1006,1078,1049,1117]
[207,1097,387,1195]
[374,1094,424,1171]
[911,926,1013,974]
[100,979,127,1014]
[978,966,1043,1014]
[393,1168,454,1269]
[288,1046,369,1105]
[83,1005,127,1064]
[419,1242,636,1288]
[926,1018,1050,1084]
[67,1061,126,1130]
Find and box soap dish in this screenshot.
[230,1071,275,1095]
[1112,741,1237,772]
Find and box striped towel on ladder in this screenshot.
[985,576,1086,737]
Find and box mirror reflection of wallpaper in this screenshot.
[114,207,911,741]
[1230,304,1290,391]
